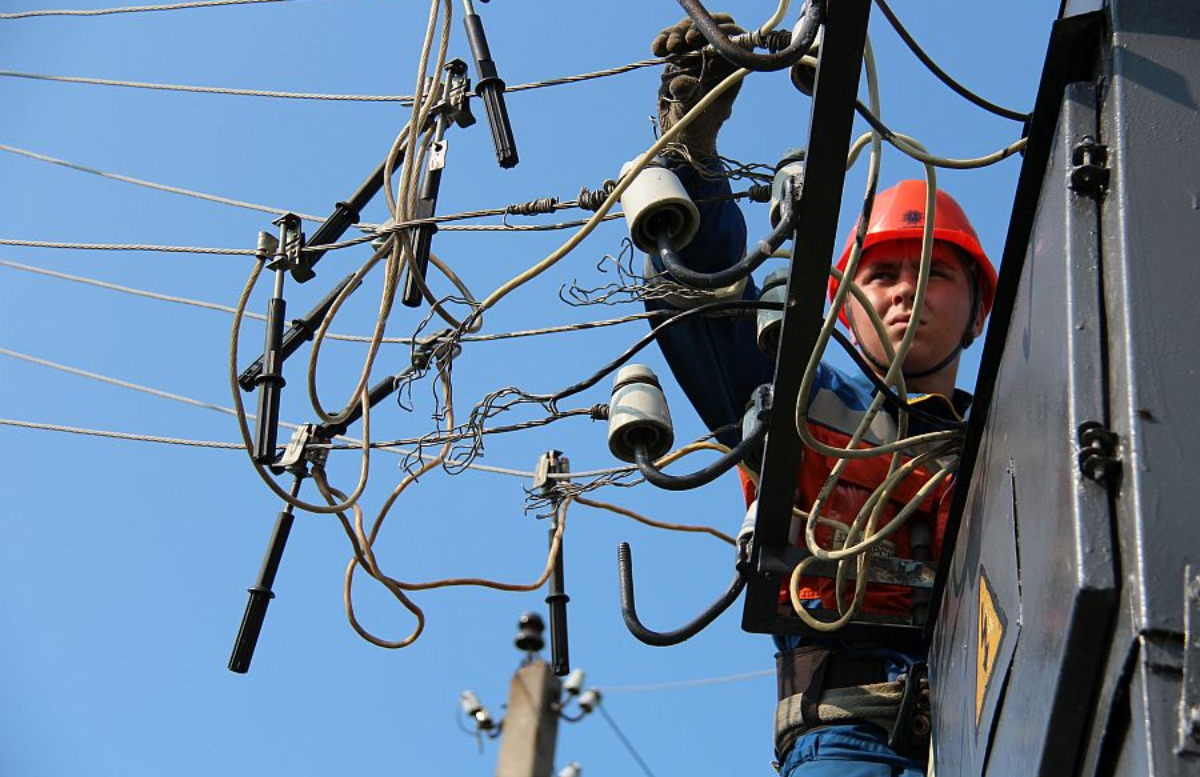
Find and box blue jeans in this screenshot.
[780,724,925,776]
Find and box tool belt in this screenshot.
[774,645,931,763]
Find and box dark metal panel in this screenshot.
[931,79,1119,777]
[1102,0,1200,640]
[1091,2,1200,771]
[978,80,1118,777]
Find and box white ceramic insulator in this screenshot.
[756,267,790,356]
[619,160,701,254]
[607,364,674,463]
[769,148,806,227]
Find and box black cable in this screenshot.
[549,298,781,403]
[654,202,794,290]
[872,0,1029,123]
[829,330,965,431]
[675,0,824,72]
[632,416,766,491]
[596,702,659,777]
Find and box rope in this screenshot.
[0,0,310,19]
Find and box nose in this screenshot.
[891,265,918,307]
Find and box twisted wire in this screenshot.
[0,0,309,19]
[0,238,255,255]
[0,142,327,222]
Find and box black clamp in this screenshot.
[1069,136,1109,196]
[1077,420,1120,486]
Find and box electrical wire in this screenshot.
[0,237,255,255]
[0,142,327,222]
[0,59,662,102]
[871,0,1029,123]
[599,669,773,694]
[596,704,658,777]
[0,0,311,19]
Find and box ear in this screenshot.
[969,303,986,340]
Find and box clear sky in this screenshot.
[0,2,1058,775]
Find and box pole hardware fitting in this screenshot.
[1069,136,1109,196]
[1077,421,1120,485]
[443,58,476,130]
[269,213,306,273]
[533,450,570,501]
[1179,568,1200,753]
[271,423,326,475]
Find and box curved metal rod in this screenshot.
[634,417,766,491]
[655,173,798,291]
[676,0,825,72]
[618,542,748,646]
[656,208,795,290]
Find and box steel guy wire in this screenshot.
[0,0,313,19]
[0,142,328,222]
[0,344,619,478]
[0,257,674,343]
[0,59,663,102]
[0,237,256,255]
[0,418,244,448]
[598,669,774,694]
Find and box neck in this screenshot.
[882,362,959,399]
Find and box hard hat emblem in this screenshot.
[902,209,923,225]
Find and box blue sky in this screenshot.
[0,2,1058,775]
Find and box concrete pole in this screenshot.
[495,659,562,777]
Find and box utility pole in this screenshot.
[460,613,600,777]
[495,613,561,777]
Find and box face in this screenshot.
[845,239,984,379]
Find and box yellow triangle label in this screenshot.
[976,570,1004,727]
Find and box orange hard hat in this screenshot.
[827,180,997,327]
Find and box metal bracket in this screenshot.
[1077,420,1120,485]
[1178,567,1200,754]
[1069,135,1109,195]
[269,213,305,274]
[533,450,570,501]
[444,58,476,129]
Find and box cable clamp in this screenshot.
[1076,420,1120,485]
[273,423,318,474]
[1069,136,1109,196]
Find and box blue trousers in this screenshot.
[780,724,925,776]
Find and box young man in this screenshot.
[646,16,997,776]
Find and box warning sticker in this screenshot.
[975,568,1005,727]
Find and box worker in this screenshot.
[645,15,997,776]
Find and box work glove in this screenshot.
[651,13,745,157]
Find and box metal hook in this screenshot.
[616,540,749,646]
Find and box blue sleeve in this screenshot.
[645,158,774,447]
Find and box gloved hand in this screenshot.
[651,13,746,157]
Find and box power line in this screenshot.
[0,0,313,20]
[0,59,661,103]
[599,669,773,694]
[0,418,243,448]
[0,259,668,343]
[0,238,255,255]
[596,704,658,777]
[0,142,327,222]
